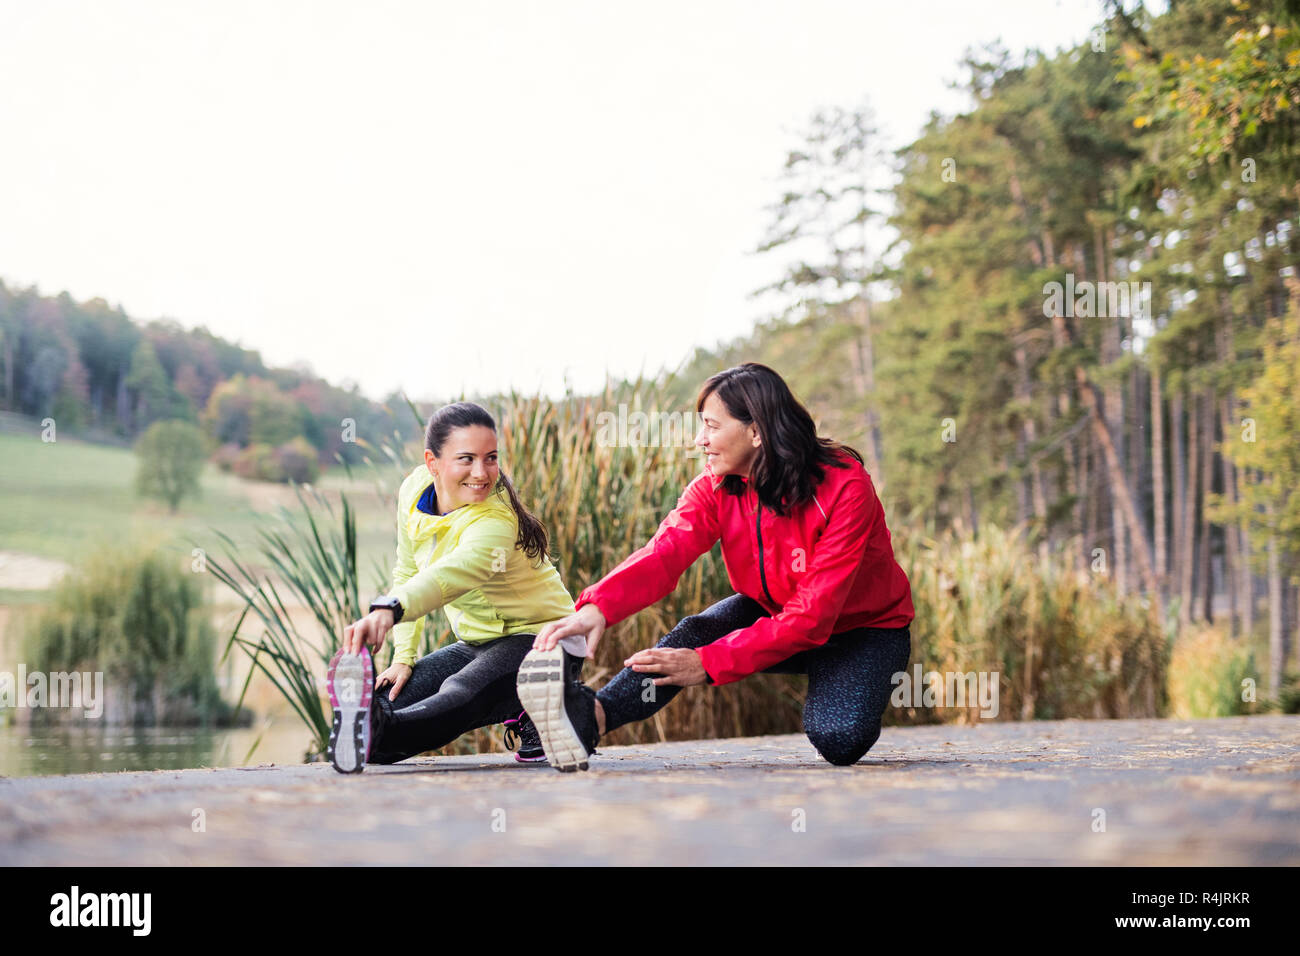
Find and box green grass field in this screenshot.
[0,430,403,588]
[0,427,429,736]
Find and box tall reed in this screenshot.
[891,519,1168,724]
[203,482,378,759]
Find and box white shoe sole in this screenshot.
[516,646,590,772]
[327,649,372,773]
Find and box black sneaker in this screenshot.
[503,710,547,763]
[516,646,600,772]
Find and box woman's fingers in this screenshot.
[535,616,577,650]
[534,620,558,650]
[388,670,409,701]
[584,622,605,658]
[533,620,554,649]
[536,605,608,653]
[625,648,659,666]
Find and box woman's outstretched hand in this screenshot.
[534,603,606,658]
[343,608,395,656]
[375,662,412,701]
[625,647,708,686]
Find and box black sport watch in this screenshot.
[369,596,404,623]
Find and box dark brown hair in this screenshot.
[424,402,549,561]
[696,363,862,516]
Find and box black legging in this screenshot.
[368,633,535,764]
[597,594,911,765]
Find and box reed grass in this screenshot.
[891,518,1168,724]
[1166,625,1259,718]
[202,483,374,759]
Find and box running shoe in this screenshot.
[327,646,374,773]
[503,710,547,763]
[516,646,600,772]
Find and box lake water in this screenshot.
[1,585,330,778]
[0,720,318,777]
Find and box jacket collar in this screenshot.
[404,465,511,527]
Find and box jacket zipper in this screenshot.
[754,492,776,607]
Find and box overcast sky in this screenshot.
[0,0,1109,404]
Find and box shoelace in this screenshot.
[502,711,526,752]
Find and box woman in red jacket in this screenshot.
[518,363,914,770]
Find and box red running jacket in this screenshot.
[575,451,915,685]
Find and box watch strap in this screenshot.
[369,596,404,623]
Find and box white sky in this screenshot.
[0,0,1107,404]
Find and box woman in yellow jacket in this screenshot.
[328,401,582,773]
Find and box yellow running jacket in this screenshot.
[386,463,575,666]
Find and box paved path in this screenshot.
[2,715,1297,865]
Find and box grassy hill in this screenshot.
[0,427,399,577]
[0,421,423,733]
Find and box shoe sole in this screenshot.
[326,648,373,773]
[516,646,589,772]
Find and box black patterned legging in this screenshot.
[368,633,536,764]
[596,593,912,766]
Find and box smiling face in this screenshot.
[425,425,500,514]
[695,390,760,479]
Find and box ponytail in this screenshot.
[496,472,549,563]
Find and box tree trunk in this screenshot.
[1040,219,1080,567]
[1096,228,1127,595]
[1224,308,1253,640]
[1011,448,1029,526]
[1182,390,1199,624]
[1014,342,1049,558]
[1171,388,1187,625]
[1130,341,1149,583]
[1199,387,1215,623]
[964,485,979,537]
[1268,521,1283,698]
[1219,395,1239,636]
[1214,306,1240,635]
[1237,451,1255,641]
[1067,420,1083,572]
[1151,363,1167,605]
[1084,434,1098,570]
[1075,367,1158,600]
